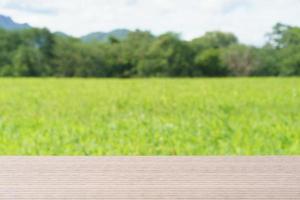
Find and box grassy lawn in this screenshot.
[0,78,299,155]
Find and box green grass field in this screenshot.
[0,78,299,155]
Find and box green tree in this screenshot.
[138,33,193,76]
[267,23,300,48]
[267,23,300,75]
[253,44,280,76]
[12,45,45,76]
[194,49,227,76]
[278,46,300,75]
[53,36,106,77]
[191,31,238,52]
[0,29,23,70]
[1,23,300,77]
[22,28,55,67]
[222,44,257,76]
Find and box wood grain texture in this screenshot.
[0,157,299,199]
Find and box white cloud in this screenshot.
[0,0,300,45]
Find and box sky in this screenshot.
[0,0,300,45]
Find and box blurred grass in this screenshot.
[0,78,299,155]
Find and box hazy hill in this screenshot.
[0,14,130,41]
[0,15,31,30]
[54,31,70,37]
[81,29,130,42]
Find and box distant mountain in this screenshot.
[0,15,31,30]
[0,14,130,41]
[54,31,70,38]
[81,29,130,42]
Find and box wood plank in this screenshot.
[0,157,299,199]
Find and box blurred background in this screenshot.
[0,1,300,155]
[0,0,299,77]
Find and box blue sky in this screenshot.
[1,0,300,45]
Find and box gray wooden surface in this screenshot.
[0,157,299,199]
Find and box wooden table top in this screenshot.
[0,157,299,199]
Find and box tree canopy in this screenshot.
[0,23,300,77]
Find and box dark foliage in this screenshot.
[0,23,300,77]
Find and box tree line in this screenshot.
[0,23,300,77]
